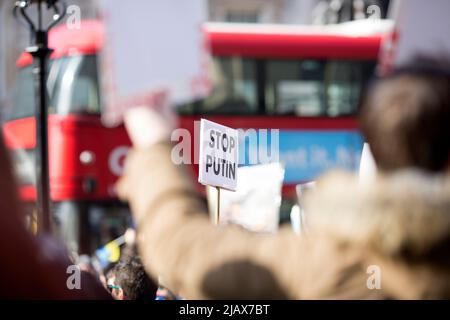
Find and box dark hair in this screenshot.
[113,255,157,300]
[359,57,450,172]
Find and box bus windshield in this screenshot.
[8,54,374,120]
[8,55,101,121]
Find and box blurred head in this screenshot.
[360,57,450,173]
[110,255,157,300]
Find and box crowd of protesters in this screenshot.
[1,56,450,299]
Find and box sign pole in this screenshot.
[216,187,220,225]
[198,119,238,224]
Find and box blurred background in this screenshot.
[1,0,391,110]
[0,0,392,259]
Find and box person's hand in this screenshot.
[124,228,136,246]
[124,103,177,149]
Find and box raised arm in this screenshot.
[117,107,310,299]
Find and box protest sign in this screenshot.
[98,0,211,126]
[379,0,450,72]
[198,119,239,192]
[206,163,284,233]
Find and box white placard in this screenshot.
[198,119,238,191]
[98,0,211,126]
[206,163,284,232]
[379,0,450,72]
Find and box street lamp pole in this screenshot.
[13,0,66,233]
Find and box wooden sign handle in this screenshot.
[216,186,220,225]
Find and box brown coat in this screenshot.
[117,142,450,299]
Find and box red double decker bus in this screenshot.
[2,20,390,254]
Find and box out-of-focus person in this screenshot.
[155,285,179,300]
[155,276,182,300]
[0,134,111,299]
[117,57,450,299]
[96,228,136,291]
[108,255,157,300]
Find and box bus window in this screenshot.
[266,60,325,116]
[70,55,101,114]
[8,66,36,121]
[9,55,100,119]
[325,60,374,116]
[52,55,100,115]
[6,57,81,120]
[265,59,376,117]
[178,56,258,115]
